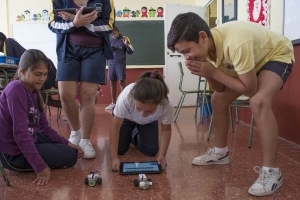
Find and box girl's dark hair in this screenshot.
[130,71,169,105]
[15,49,50,111]
[167,12,211,52]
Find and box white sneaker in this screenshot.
[248,166,283,196]
[105,103,115,110]
[62,117,68,121]
[192,148,230,165]
[79,141,96,159]
[68,131,81,145]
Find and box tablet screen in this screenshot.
[120,161,162,174]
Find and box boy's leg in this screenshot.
[132,120,159,157]
[118,119,136,155]
[192,87,240,165]
[248,63,291,196]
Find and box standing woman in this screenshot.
[49,0,115,159]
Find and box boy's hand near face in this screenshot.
[185,57,216,78]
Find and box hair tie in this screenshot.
[150,74,156,78]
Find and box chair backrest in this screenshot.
[177,62,205,92]
[177,62,184,92]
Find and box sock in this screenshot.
[214,146,228,155]
[71,129,81,135]
[262,166,280,173]
[80,139,90,144]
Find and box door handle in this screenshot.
[170,55,181,57]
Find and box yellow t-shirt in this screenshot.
[209,21,295,77]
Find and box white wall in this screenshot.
[0,0,9,36]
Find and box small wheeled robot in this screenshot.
[133,174,152,189]
[84,172,102,187]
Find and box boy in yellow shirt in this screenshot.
[167,12,294,197]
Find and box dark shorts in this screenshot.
[57,42,106,85]
[258,61,293,84]
[107,62,126,81]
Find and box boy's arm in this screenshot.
[212,66,257,97]
[205,77,225,92]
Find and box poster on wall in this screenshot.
[247,0,270,28]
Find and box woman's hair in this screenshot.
[130,71,169,105]
[15,49,50,111]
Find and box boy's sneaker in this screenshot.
[79,141,96,159]
[68,131,81,145]
[248,166,283,196]
[192,148,230,165]
[105,103,115,110]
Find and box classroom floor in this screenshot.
[1,105,300,200]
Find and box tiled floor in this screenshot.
[1,105,300,200]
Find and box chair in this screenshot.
[174,62,210,122]
[207,96,255,148]
[43,89,61,122]
[0,160,10,186]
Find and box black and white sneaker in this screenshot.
[248,166,283,196]
[192,148,230,165]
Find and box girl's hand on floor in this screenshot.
[157,155,167,170]
[33,167,51,186]
[111,157,120,172]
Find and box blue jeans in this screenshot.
[118,119,159,157]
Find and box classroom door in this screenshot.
[164,4,206,107]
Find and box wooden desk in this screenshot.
[0,64,18,89]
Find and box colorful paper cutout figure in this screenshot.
[32,14,38,21]
[141,6,148,18]
[123,7,130,18]
[37,13,42,20]
[148,7,156,18]
[24,10,31,21]
[116,10,123,18]
[157,7,164,18]
[131,11,136,18]
[135,10,140,17]
[42,9,49,20]
[16,14,25,21]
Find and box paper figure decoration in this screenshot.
[157,7,164,18]
[37,13,42,20]
[42,9,49,20]
[24,10,31,21]
[32,14,38,21]
[148,7,156,18]
[16,14,25,21]
[116,10,123,18]
[135,10,140,17]
[123,7,130,18]
[141,6,148,18]
[131,11,136,18]
[247,0,270,28]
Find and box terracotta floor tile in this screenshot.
[1,106,300,199]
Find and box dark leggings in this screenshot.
[118,119,159,157]
[0,133,77,172]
